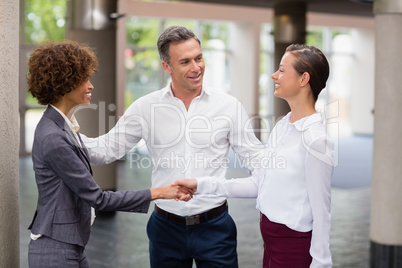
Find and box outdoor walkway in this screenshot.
[19,135,372,267]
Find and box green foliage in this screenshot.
[26,92,40,106]
[201,22,228,46]
[332,28,350,38]
[125,90,135,110]
[165,20,196,34]
[22,0,67,106]
[306,28,323,50]
[23,0,66,44]
[126,17,159,47]
[125,17,161,109]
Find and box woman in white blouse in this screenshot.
[174,44,334,268]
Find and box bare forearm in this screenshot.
[150,187,168,200]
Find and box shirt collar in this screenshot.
[288,112,323,131]
[161,83,212,99]
[50,104,80,134]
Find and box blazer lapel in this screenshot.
[44,106,93,175]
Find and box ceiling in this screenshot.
[180,0,374,17]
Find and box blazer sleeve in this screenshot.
[42,130,151,213]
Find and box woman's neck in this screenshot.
[287,98,316,123]
[52,102,76,120]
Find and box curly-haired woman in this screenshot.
[26,40,193,268]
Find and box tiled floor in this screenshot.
[19,156,371,267]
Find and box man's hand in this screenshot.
[150,184,195,201]
[171,179,197,193]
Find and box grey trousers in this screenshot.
[28,236,88,268]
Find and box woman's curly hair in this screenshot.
[27,40,98,105]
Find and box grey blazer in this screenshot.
[28,106,151,246]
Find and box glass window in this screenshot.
[125,17,161,109]
[259,23,274,143]
[23,0,66,44]
[259,23,274,117]
[20,0,67,154]
[307,26,354,137]
[24,109,46,152]
[306,26,324,50]
[200,21,231,93]
[164,20,196,33]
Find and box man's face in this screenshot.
[162,38,205,93]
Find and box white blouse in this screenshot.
[196,112,334,267]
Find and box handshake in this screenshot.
[150,179,198,201]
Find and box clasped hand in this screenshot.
[171,179,198,201]
[153,179,198,201]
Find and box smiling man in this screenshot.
[161,36,204,109]
[82,26,264,267]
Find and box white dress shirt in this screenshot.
[196,112,334,267]
[81,84,264,216]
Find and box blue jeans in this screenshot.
[147,208,238,268]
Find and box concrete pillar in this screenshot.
[68,0,118,191]
[370,0,402,266]
[272,1,306,120]
[229,22,260,130]
[0,0,20,267]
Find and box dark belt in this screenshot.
[154,201,228,225]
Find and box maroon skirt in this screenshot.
[260,213,312,268]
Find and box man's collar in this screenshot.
[161,83,211,99]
